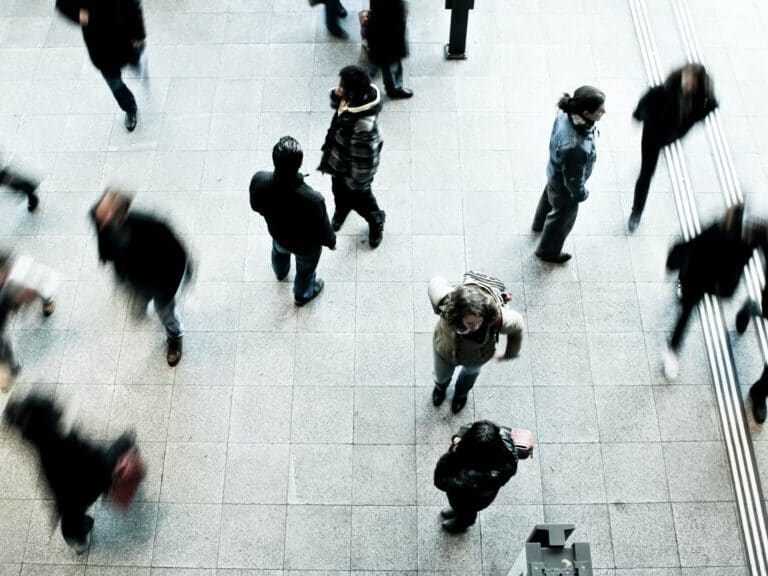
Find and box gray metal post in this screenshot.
[444,0,475,60]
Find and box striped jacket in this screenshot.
[318,86,383,191]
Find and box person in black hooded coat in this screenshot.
[364,0,412,99]
[55,0,147,132]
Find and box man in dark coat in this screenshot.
[250,136,336,306]
[90,189,189,366]
[364,0,413,99]
[1,161,40,212]
[311,0,349,39]
[318,65,386,248]
[55,0,147,132]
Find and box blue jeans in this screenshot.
[433,349,484,398]
[271,241,322,301]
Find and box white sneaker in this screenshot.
[662,347,679,380]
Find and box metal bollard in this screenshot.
[507,524,593,576]
[444,0,475,60]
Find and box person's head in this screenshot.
[272,136,303,176]
[455,420,507,468]
[678,63,708,95]
[337,65,372,105]
[557,86,606,123]
[442,285,496,335]
[92,188,133,231]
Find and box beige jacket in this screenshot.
[428,276,525,366]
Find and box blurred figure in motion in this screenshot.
[532,86,606,264]
[319,65,386,248]
[0,251,58,391]
[250,136,337,306]
[90,189,190,366]
[629,63,718,232]
[1,157,40,212]
[310,0,349,39]
[362,0,413,99]
[4,393,145,554]
[55,0,148,132]
[664,203,764,381]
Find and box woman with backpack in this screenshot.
[428,273,525,414]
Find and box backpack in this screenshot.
[462,270,511,308]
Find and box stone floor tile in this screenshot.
[160,442,227,503]
[0,500,32,564]
[296,281,356,333]
[182,282,242,333]
[581,283,643,333]
[293,332,355,387]
[167,386,231,442]
[673,502,744,567]
[653,386,723,441]
[528,332,593,386]
[350,506,418,571]
[238,282,297,332]
[540,443,606,504]
[355,281,414,333]
[480,505,545,575]
[223,443,289,504]
[352,444,416,505]
[663,442,734,502]
[89,502,157,566]
[609,503,680,569]
[587,332,651,386]
[416,506,482,572]
[12,329,68,385]
[288,444,352,505]
[594,386,660,443]
[524,282,585,333]
[356,235,414,282]
[414,386,475,445]
[55,384,115,441]
[108,385,172,442]
[24,499,86,565]
[234,332,295,386]
[174,332,237,387]
[411,235,466,283]
[412,189,463,236]
[534,386,599,443]
[284,506,351,571]
[152,504,222,568]
[290,386,353,444]
[473,386,538,434]
[229,387,293,443]
[354,332,414,386]
[217,505,286,570]
[544,504,616,568]
[603,443,669,503]
[116,331,177,386]
[354,387,415,444]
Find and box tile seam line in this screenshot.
[630,0,768,573]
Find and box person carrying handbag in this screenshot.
[361,0,413,99]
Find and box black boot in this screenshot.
[751,385,767,424]
[736,300,760,334]
[331,210,348,232]
[432,386,446,406]
[441,518,472,533]
[368,210,386,248]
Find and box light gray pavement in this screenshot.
[0,0,766,573]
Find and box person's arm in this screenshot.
[428,276,453,314]
[434,453,467,492]
[633,87,655,121]
[498,307,525,359]
[346,118,381,191]
[317,199,336,249]
[560,146,589,202]
[249,173,266,215]
[55,0,81,23]
[122,0,147,41]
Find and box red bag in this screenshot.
[508,427,535,459]
[108,449,146,510]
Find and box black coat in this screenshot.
[56,0,146,74]
[366,0,409,65]
[92,211,188,303]
[633,78,718,147]
[249,171,336,254]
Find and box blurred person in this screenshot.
[250,136,337,306]
[90,189,190,366]
[532,86,606,263]
[55,0,148,132]
[434,420,519,533]
[319,65,386,248]
[362,0,413,99]
[0,251,58,391]
[428,273,524,414]
[310,0,349,39]
[4,394,145,553]
[1,160,40,212]
[629,64,718,232]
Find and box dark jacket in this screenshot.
[91,210,188,302]
[56,0,146,74]
[667,219,763,304]
[249,171,336,254]
[366,0,409,65]
[546,111,597,202]
[318,86,383,191]
[434,429,518,511]
[633,78,718,146]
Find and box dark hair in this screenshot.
[441,285,497,331]
[339,65,372,104]
[666,63,713,97]
[272,136,303,175]
[455,420,507,470]
[722,203,745,238]
[557,86,606,115]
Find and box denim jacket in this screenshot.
[546,111,597,202]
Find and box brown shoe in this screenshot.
[42,298,55,317]
[166,339,182,367]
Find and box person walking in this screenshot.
[55,0,148,132]
[310,0,349,39]
[1,160,40,212]
[90,188,190,366]
[629,63,718,232]
[250,136,337,306]
[362,0,413,99]
[531,87,606,263]
[428,273,525,414]
[318,65,386,248]
[434,420,519,533]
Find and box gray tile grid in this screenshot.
[0,0,760,574]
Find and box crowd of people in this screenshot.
[1,0,767,559]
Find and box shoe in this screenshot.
[275,271,289,281]
[125,110,137,132]
[331,212,346,232]
[440,507,456,519]
[326,22,349,39]
[295,278,324,306]
[628,211,641,233]
[368,210,385,248]
[42,298,55,317]
[338,2,348,17]
[166,339,182,367]
[736,300,759,334]
[662,347,678,380]
[751,386,768,424]
[536,252,571,264]
[70,531,91,555]
[531,223,543,233]
[451,395,467,414]
[387,88,413,99]
[432,386,446,406]
[27,193,39,212]
[441,519,471,533]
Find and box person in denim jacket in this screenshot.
[532,87,606,263]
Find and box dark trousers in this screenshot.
[271,241,322,301]
[752,365,768,401]
[370,60,405,94]
[447,491,496,529]
[670,296,698,352]
[532,183,579,257]
[632,132,664,216]
[324,0,343,27]
[0,167,37,201]
[331,177,383,225]
[102,71,137,113]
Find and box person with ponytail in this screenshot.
[629,64,718,232]
[532,86,606,264]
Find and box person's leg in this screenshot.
[61,510,95,554]
[0,334,20,391]
[531,184,552,232]
[664,298,696,380]
[293,247,323,303]
[443,494,478,532]
[451,363,483,413]
[352,186,385,248]
[154,296,183,366]
[432,348,456,406]
[736,298,761,334]
[0,166,39,211]
[323,0,348,38]
[630,133,662,230]
[750,364,768,423]
[101,70,138,131]
[331,177,353,231]
[271,240,292,281]
[536,187,579,262]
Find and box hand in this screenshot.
[329,243,337,251]
[131,39,145,50]
[333,86,344,99]
[79,8,89,26]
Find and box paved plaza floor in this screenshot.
[2,0,768,573]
